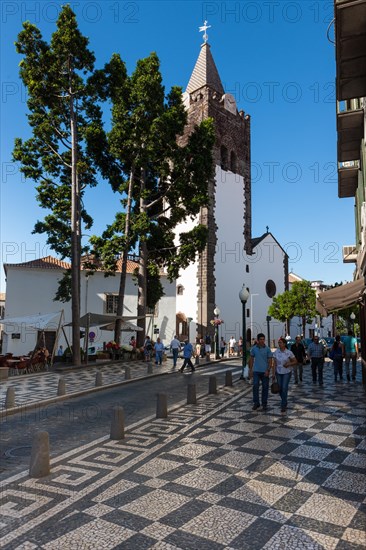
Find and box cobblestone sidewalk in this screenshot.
[0,366,365,549]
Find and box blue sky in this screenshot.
[0,0,356,293]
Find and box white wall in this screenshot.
[3,266,176,354]
[214,166,245,342]
[246,234,286,344]
[174,166,287,347]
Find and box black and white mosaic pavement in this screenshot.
[0,364,365,549]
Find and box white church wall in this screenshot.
[214,166,245,342]
[175,215,199,327]
[247,235,287,344]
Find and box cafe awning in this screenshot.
[0,311,62,331]
[316,278,366,315]
[100,320,143,332]
[64,313,142,330]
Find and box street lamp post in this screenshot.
[266,316,271,348]
[350,312,356,333]
[187,317,193,343]
[239,285,250,379]
[214,306,220,359]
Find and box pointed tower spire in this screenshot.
[186,23,224,95]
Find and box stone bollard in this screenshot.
[5,387,15,409]
[95,371,103,387]
[147,362,153,374]
[195,355,200,366]
[125,366,131,380]
[57,377,66,396]
[29,431,50,478]
[209,375,217,394]
[225,370,233,387]
[156,393,168,418]
[110,406,125,440]
[187,383,197,405]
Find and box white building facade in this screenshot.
[2,256,176,356]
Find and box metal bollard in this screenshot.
[209,375,217,394]
[29,431,50,478]
[187,383,197,404]
[156,393,168,418]
[5,387,15,409]
[125,366,131,380]
[57,377,66,396]
[206,353,210,363]
[225,370,233,387]
[147,362,153,374]
[110,406,125,440]
[195,355,200,366]
[95,371,103,387]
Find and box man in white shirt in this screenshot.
[170,335,181,368]
[229,336,236,356]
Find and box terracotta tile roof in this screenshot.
[288,272,304,283]
[4,256,71,272]
[4,255,165,276]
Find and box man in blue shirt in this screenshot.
[249,333,273,411]
[180,340,195,373]
[343,329,358,381]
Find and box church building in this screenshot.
[175,27,288,345]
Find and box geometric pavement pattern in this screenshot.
[0,360,176,411]
[0,364,365,549]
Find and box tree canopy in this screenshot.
[268,280,317,335]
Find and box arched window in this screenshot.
[177,285,184,295]
[220,146,228,171]
[230,151,237,172]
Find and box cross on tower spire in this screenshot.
[199,20,211,44]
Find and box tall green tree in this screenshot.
[268,280,317,336]
[91,52,215,344]
[12,6,103,365]
[289,281,317,335]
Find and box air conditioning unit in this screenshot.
[342,245,357,263]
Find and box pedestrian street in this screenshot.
[0,363,365,549]
[0,359,176,412]
[0,357,242,413]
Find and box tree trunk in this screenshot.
[114,166,135,344]
[137,168,147,347]
[70,58,81,366]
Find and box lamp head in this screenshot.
[350,312,356,320]
[239,284,249,304]
[213,306,220,316]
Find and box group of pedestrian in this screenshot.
[329,330,359,382]
[141,334,196,371]
[249,330,360,415]
[142,335,165,365]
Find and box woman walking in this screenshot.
[273,337,297,414]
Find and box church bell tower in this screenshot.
[176,24,252,341]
